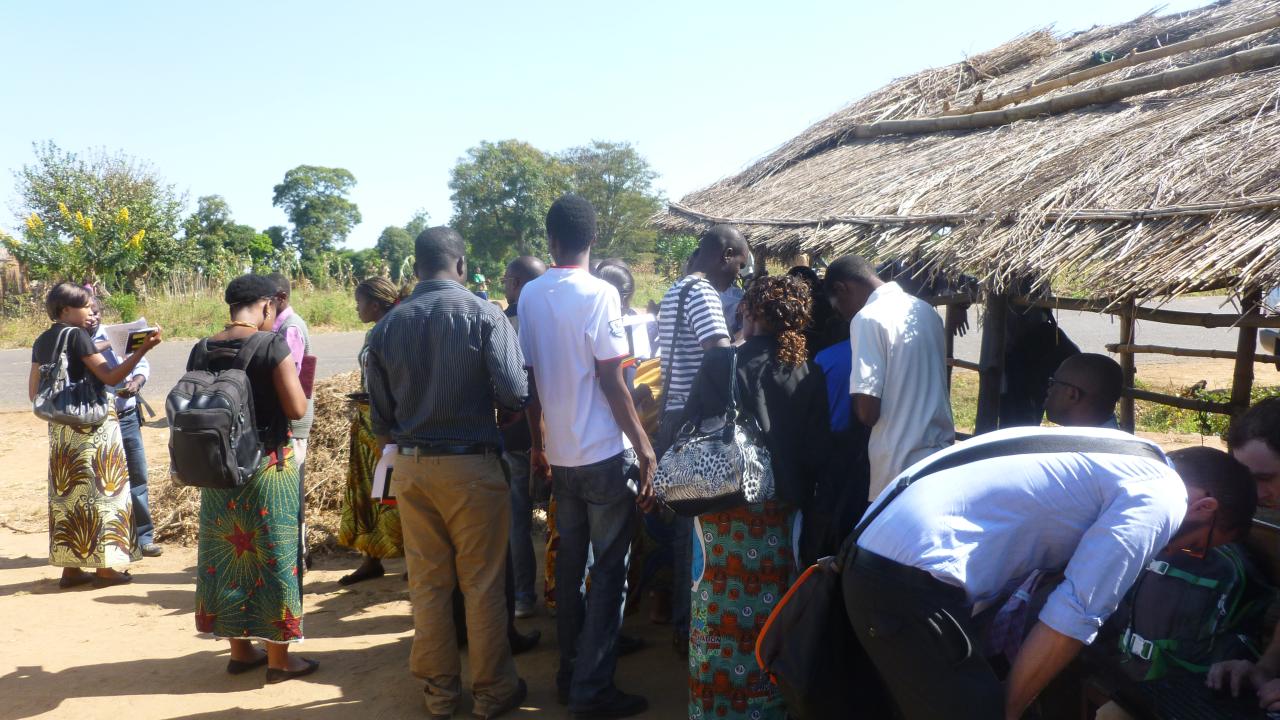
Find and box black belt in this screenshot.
[398,443,497,457]
[851,547,968,605]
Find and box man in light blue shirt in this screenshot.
[88,303,161,557]
[841,426,1253,720]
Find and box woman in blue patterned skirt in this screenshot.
[686,275,831,720]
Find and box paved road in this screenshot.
[1,331,366,412]
[951,295,1249,365]
[0,297,1249,412]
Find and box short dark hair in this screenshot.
[267,272,290,297]
[1169,446,1257,537]
[1061,353,1123,414]
[823,255,879,292]
[1229,397,1280,456]
[546,194,597,255]
[595,259,635,301]
[224,274,280,309]
[414,226,466,274]
[45,282,92,321]
[698,224,747,258]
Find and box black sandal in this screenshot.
[338,560,385,586]
[265,658,320,684]
[92,571,133,588]
[58,572,93,589]
[226,654,269,675]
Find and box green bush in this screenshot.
[105,293,139,322]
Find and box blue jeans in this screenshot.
[505,450,536,605]
[119,408,152,545]
[553,449,638,709]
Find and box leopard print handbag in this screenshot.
[652,352,775,516]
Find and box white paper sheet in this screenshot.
[371,444,397,504]
[101,318,149,358]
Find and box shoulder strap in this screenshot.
[660,279,699,404]
[187,339,210,372]
[231,332,274,372]
[852,433,1167,542]
[53,326,77,361]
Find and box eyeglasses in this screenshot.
[1047,377,1087,396]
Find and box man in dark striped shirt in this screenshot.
[654,223,750,653]
[365,226,529,720]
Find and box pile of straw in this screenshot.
[151,371,361,552]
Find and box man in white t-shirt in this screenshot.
[825,254,954,499]
[521,194,656,720]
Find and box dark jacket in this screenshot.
[682,336,832,507]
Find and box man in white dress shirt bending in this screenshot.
[840,426,1255,720]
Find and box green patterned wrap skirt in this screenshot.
[337,401,402,559]
[195,446,304,643]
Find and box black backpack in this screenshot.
[166,332,272,489]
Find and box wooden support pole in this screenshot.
[1118,300,1136,432]
[1125,387,1234,416]
[975,294,1008,434]
[944,304,963,390]
[1105,343,1280,365]
[1232,288,1262,414]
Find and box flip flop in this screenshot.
[226,654,269,675]
[265,658,320,684]
[58,573,94,589]
[92,571,133,588]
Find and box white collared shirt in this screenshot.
[849,281,955,498]
[858,426,1187,645]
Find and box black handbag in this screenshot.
[33,326,109,427]
[652,350,775,517]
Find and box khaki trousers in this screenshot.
[397,452,518,716]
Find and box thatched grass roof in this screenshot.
[655,0,1280,299]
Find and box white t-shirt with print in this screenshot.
[849,281,955,498]
[519,267,632,468]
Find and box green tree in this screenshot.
[404,209,431,239]
[448,140,568,269]
[375,226,414,281]
[8,141,187,293]
[561,141,663,259]
[265,225,290,252]
[183,195,280,278]
[271,165,361,276]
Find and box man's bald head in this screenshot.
[506,256,546,283]
[1045,353,1124,426]
[503,255,547,307]
[690,224,751,291]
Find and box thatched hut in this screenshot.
[656,0,1280,432]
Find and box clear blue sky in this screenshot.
[0,0,1203,250]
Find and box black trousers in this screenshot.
[843,548,1004,720]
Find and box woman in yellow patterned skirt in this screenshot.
[30,283,161,589]
[337,277,405,585]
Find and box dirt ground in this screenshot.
[0,360,1250,719]
[0,414,684,720]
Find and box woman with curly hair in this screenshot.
[337,276,407,585]
[683,275,832,720]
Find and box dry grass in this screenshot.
[151,371,361,552]
[656,0,1280,300]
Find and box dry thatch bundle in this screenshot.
[656,0,1280,300]
[152,371,362,552]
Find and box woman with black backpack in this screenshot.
[188,274,316,683]
[29,282,162,589]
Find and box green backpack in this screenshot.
[1113,543,1270,681]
